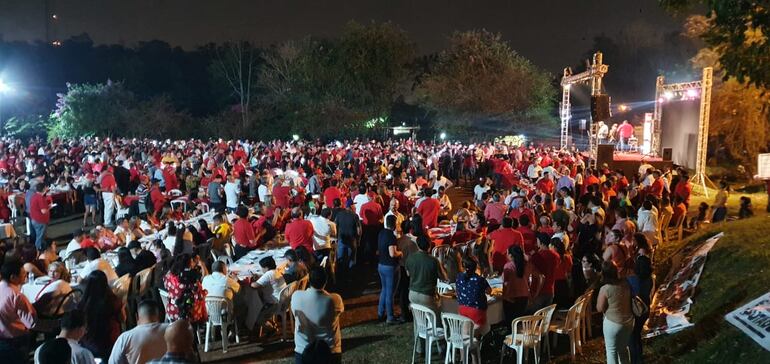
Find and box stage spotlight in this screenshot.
[686,89,699,98]
[618,104,630,112]
[292,134,300,141]
[440,132,447,140]
[663,91,674,100]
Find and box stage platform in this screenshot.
[598,151,672,177]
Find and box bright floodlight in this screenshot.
[292,134,300,141]
[0,79,10,93]
[686,89,699,98]
[663,91,674,100]
[440,132,447,140]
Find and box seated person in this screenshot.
[60,228,87,260]
[282,249,308,285]
[115,247,139,277]
[250,256,286,331]
[34,261,74,316]
[455,257,492,335]
[212,214,233,255]
[79,247,119,283]
[202,260,241,302]
[449,221,479,246]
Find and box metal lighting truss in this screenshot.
[560,52,608,167]
[653,67,714,196]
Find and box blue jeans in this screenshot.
[31,221,47,250]
[378,264,400,321]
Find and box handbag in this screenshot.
[631,294,649,317]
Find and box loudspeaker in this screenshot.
[662,147,673,161]
[597,144,615,165]
[591,94,611,121]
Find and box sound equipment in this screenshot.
[591,94,611,121]
[597,144,615,165]
[662,147,673,161]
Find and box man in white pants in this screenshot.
[99,167,118,227]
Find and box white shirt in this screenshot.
[527,164,542,179]
[637,209,658,234]
[307,215,336,251]
[38,279,73,315]
[353,194,370,218]
[256,269,286,305]
[291,288,344,354]
[201,272,240,301]
[36,337,96,364]
[224,181,240,208]
[258,184,271,204]
[108,322,168,364]
[60,239,83,260]
[79,258,119,282]
[473,184,490,201]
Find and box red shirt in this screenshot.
[674,181,692,204]
[531,249,560,295]
[416,197,441,228]
[360,200,384,226]
[233,218,257,248]
[80,238,99,250]
[488,227,524,272]
[100,172,117,192]
[29,193,50,224]
[285,218,314,253]
[649,178,665,199]
[323,187,342,208]
[450,230,479,245]
[273,185,292,209]
[517,226,538,254]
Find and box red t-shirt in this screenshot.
[517,226,538,254]
[29,193,50,224]
[450,230,479,245]
[323,187,342,208]
[100,172,117,192]
[360,200,384,226]
[532,249,561,295]
[285,218,314,253]
[80,238,99,250]
[150,187,166,213]
[488,227,524,272]
[233,218,256,248]
[273,185,292,209]
[417,197,441,228]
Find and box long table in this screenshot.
[228,246,291,330]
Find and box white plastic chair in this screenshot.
[170,199,187,212]
[135,266,155,297]
[437,280,454,295]
[533,304,557,360]
[500,315,545,364]
[169,189,183,197]
[8,194,17,221]
[204,296,240,352]
[441,313,480,364]
[548,296,586,361]
[410,303,445,364]
[579,290,595,343]
[199,202,210,213]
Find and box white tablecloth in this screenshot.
[138,211,234,243]
[228,246,291,330]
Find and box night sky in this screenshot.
[0,0,687,73]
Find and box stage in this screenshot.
[596,150,672,177]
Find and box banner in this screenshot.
[725,292,770,352]
[643,233,723,338]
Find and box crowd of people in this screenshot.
[0,135,742,364]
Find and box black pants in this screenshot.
[233,244,254,262]
[554,279,572,309]
[397,265,412,321]
[503,297,529,326]
[0,336,29,364]
[630,313,648,364]
[361,224,382,264]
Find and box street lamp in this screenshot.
[440,132,446,140]
[292,134,300,142]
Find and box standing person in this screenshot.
[530,234,560,311]
[617,120,634,152]
[334,201,361,279]
[405,235,446,318]
[597,262,634,364]
[308,207,336,266]
[207,175,224,212]
[360,196,384,263]
[487,217,524,274]
[627,238,653,364]
[377,215,403,324]
[416,188,440,228]
[285,208,315,256]
[35,310,96,364]
[291,267,345,364]
[224,174,240,213]
[109,300,168,364]
[83,172,98,226]
[100,166,118,227]
[550,238,573,309]
[29,182,51,250]
[395,221,418,321]
[711,180,729,223]
[0,259,37,364]
[502,246,536,324]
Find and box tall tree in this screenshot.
[210,41,260,131]
[49,81,135,139]
[661,0,770,89]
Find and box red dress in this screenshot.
[164,271,207,323]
